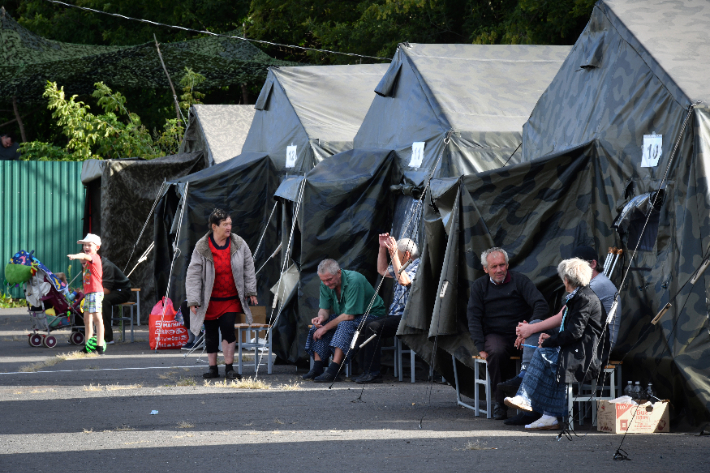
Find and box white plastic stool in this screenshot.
[235,323,273,375]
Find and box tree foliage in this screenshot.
[246,0,595,63]
[1,0,597,151]
[20,80,189,161]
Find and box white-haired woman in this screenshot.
[504,258,605,430]
[354,234,420,384]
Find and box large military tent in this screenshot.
[400,0,710,425]
[273,45,572,364]
[242,64,390,172]
[274,150,401,362]
[179,105,256,165]
[354,43,571,186]
[81,153,206,322]
[153,64,389,356]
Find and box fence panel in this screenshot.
[1,161,85,299]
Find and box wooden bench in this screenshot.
[131,288,141,326]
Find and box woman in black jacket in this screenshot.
[504,258,605,430]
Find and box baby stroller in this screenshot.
[6,250,86,348]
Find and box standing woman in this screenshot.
[186,209,258,379]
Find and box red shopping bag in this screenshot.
[149,297,188,349]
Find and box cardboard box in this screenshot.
[235,306,267,343]
[597,400,669,433]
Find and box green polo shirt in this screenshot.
[319,269,386,317]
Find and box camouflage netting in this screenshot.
[399,0,710,426]
[179,105,256,165]
[0,11,293,101]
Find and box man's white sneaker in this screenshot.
[525,415,560,430]
[504,395,532,412]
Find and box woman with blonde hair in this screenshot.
[504,258,606,430]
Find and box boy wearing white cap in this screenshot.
[68,234,105,354]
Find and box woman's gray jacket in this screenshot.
[185,233,257,335]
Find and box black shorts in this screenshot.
[204,312,237,353]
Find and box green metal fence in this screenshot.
[1,161,85,299]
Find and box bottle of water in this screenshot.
[623,381,633,398]
[646,383,654,402]
[632,381,643,401]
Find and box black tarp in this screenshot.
[80,153,206,322]
[274,149,401,363]
[153,153,280,310]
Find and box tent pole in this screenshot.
[153,34,184,125]
[155,181,189,352]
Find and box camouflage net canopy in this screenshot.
[0,12,294,102]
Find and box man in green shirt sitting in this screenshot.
[303,258,386,382]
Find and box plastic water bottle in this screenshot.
[623,381,633,398]
[632,381,643,401]
[646,383,655,401]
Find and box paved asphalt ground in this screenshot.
[0,308,708,473]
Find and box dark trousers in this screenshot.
[101,289,131,342]
[204,312,237,354]
[360,316,401,375]
[484,333,519,403]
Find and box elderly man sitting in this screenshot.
[467,247,549,420]
[354,234,419,384]
[504,258,605,430]
[302,259,386,383]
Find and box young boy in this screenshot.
[68,234,105,354]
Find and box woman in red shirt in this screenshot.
[186,209,258,379]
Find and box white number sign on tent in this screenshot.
[285,145,298,168]
[409,142,425,168]
[641,133,662,168]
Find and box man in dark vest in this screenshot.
[466,247,549,420]
[101,257,132,344]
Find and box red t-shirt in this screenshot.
[82,254,103,294]
[205,235,242,320]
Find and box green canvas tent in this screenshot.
[400,0,710,425]
[242,64,390,172]
[355,43,571,186]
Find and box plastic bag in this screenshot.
[148,297,187,349]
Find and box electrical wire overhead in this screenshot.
[42,0,391,62]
